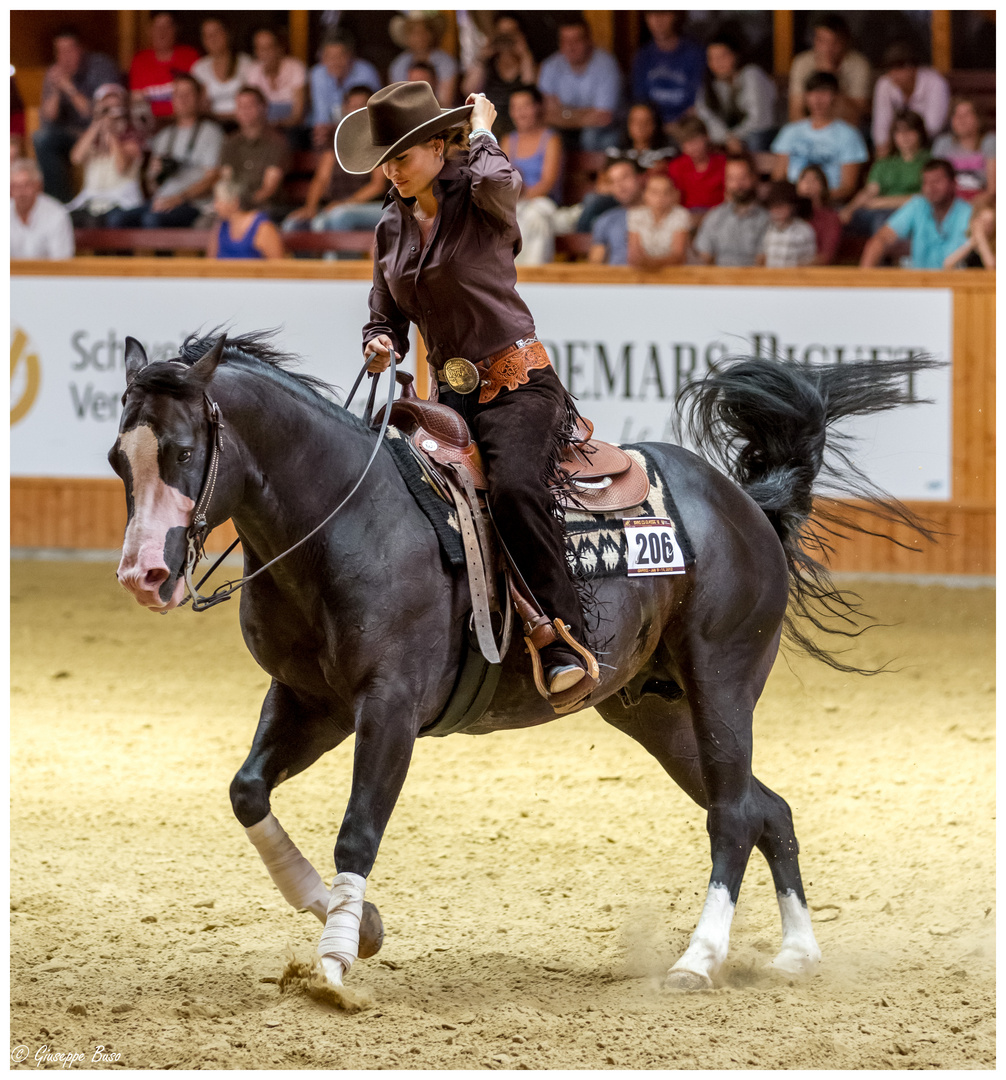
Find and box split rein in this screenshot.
[177,352,398,612]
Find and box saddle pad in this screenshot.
[384,427,693,580]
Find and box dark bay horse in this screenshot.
[110,331,933,996]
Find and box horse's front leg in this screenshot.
[317,697,419,989]
[231,680,351,921]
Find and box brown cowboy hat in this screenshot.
[334,81,473,175]
[389,11,447,49]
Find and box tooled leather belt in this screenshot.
[437,338,552,405]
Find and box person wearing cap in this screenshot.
[34,25,121,202]
[335,81,598,707]
[388,13,459,107]
[66,84,145,226]
[871,41,949,159]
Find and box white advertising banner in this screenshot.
[11,276,952,500]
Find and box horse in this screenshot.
[110,330,934,998]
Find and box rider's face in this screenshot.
[382,139,445,200]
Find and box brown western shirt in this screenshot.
[362,134,536,371]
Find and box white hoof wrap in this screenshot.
[669,883,735,986]
[245,812,330,922]
[771,891,822,976]
[317,872,367,982]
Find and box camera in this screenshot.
[154,157,184,186]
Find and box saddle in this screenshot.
[373,373,649,714]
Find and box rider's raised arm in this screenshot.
[468,132,521,227]
[363,254,410,361]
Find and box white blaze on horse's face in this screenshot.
[115,423,193,611]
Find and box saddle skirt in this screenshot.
[374,372,650,514]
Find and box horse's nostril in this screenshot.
[143,567,170,589]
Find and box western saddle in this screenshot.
[373,372,650,714]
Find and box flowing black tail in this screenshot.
[675,356,942,673]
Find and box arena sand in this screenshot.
[10,560,995,1070]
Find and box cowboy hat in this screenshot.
[389,11,447,49]
[334,81,473,175]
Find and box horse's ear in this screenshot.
[124,337,149,384]
[188,335,227,385]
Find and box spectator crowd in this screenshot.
[11,11,995,269]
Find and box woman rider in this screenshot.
[334,81,596,706]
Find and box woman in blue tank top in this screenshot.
[209,179,285,259]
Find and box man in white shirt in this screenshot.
[10,158,75,259]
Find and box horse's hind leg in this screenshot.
[597,677,819,987]
[231,679,351,922]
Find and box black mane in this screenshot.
[134,329,368,431]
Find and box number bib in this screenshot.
[623,517,687,576]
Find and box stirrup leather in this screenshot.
[525,618,600,715]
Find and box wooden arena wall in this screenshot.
[10,261,995,575]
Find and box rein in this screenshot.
[178,352,397,612]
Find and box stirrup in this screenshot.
[526,618,600,715]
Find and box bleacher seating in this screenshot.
[73,228,375,258]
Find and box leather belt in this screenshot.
[437,338,551,405]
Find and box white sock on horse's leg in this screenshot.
[770,890,822,976]
[666,882,735,989]
[317,872,367,986]
[244,812,330,922]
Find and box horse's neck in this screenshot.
[220,374,385,563]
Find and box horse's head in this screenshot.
[109,335,226,611]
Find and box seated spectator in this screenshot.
[872,41,949,157]
[772,72,868,204]
[795,164,842,265]
[129,12,199,121]
[605,102,676,172]
[246,29,307,132]
[309,30,381,150]
[388,12,458,106]
[539,15,621,152]
[694,25,777,155]
[860,158,971,269]
[588,158,643,265]
[502,85,563,266]
[631,11,704,133]
[787,13,871,128]
[462,14,538,137]
[208,178,284,259]
[283,86,388,245]
[943,194,994,269]
[840,109,929,236]
[692,155,769,266]
[757,181,816,267]
[407,61,438,90]
[667,116,726,214]
[220,87,290,220]
[191,18,255,125]
[932,98,996,201]
[10,158,74,259]
[115,75,223,228]
[34,26,120,203]
[627,172,691,269]
[66,84,144,226]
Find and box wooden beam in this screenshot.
[289,11,310,65]
[931,10,952,73]
[439,11,458,59]
[584,11,614,53]
[773,10,794,78]
[117,11,137,76]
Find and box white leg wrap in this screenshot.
[771,890,822,976]
[244,812,330,922]
[670,883,736,984]
[317,872,367,985]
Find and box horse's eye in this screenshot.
[179,450,192,463]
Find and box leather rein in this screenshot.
[178,351,398,612]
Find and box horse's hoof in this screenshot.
[359,901,384,959]
[663,968,713,992]
[767,946,821,979]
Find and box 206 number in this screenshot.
[635,530,676,565]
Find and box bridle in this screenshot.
[177,351,398,612]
